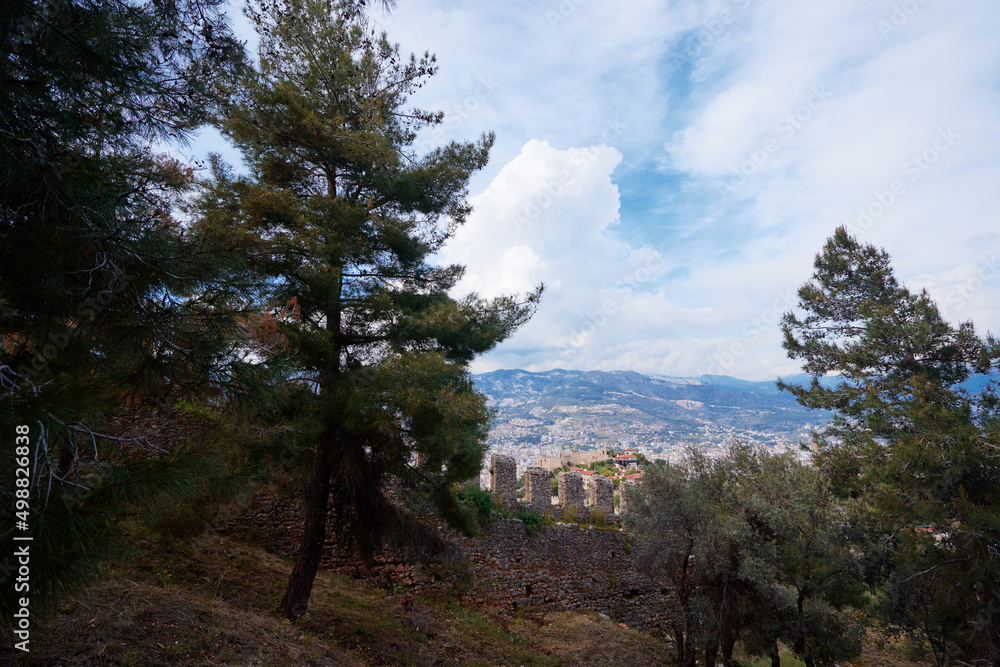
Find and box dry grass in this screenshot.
[15,526,675,666]
[12,525,932,666]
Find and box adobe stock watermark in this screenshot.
[877,0,931,40]
[667,0,754,69]
[545,0,593,29]
[411,75,499,157]
[703,287,800,376]
[561,255,666,355]
[945,253,999,311]
[848,126,958,233]
[511,117,626,235]
[717,84,831,198]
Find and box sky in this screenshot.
[197,0,1000,381]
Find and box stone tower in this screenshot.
[524,467,551,510]
[557,470,584,515]
[490,454,517,509]
[590,474,614,518]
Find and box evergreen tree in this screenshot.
[195,0,538,619]
[780,227,1000,666]
[1,0,248,619]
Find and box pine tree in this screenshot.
[1,0,248,617]
[195,0,538,619]
[779,227,1000,666]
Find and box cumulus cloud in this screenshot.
[205,0,1000,380]
[439,140,684,373]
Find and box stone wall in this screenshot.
[538,448,609,471]
[557,470,585,514]
[590,475,614,518]
[239,491,677,632]
[490,454,517,509]
[524,467,551,510]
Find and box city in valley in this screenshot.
[473,369,828,482]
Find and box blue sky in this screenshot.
[194,0,1000,381]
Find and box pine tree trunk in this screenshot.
[281,433,336,620]
[770,640,781,667]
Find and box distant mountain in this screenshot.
[471,369,832,453]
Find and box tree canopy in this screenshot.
[630,442,865,667]
[193,0,539,619]
[779,227,1000,666]
[1,0,249,617]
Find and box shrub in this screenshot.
[513,506,546,537]
[457,485,497,530]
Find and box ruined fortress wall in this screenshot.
[538,448,609,471]
[490,454,517,509]
[239,492,677,631]
[557,470,585,513]
[590,475,614,518]
[524,467,551,509]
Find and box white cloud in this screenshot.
[212,0,1000,379]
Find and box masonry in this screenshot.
[524,466,551,510]
[240,490,677,631]
[557,470,584,513]
[490,454,517,510]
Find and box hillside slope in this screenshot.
[18,526,671,666]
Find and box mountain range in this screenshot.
[471,369,832,453]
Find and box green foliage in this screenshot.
[631,442,864,667]
[192,0,538,618]
[561,503,580,524]
[511,506,547,537]
[491,502,552,537]
[586,507,610,528]
[780,227,1000,665]
[0,0,249,617]
[456,485,497,532]
[587,460,619,479]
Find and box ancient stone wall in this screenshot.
[590,475,614,518]
[524,467,551,510]
[491,454,517,509]
[239,491,676,631]
[557,470,584,514]
[538,448,609,471]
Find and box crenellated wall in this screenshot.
[490,454,517,509]
[524,466,551,510]
[557,470,584,513]
[590,475,614,518]
[239,490,676,631]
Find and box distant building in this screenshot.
[538,448,608,471]
[614,454,638,469]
